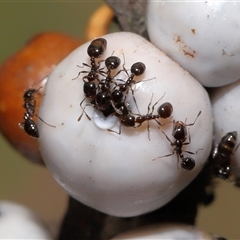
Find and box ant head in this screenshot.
[24,119,39,138]
[87,38,107,58]
[181,157,195,171]
[105,56,121,70]
[130,62,146,76]
[157,102,173,119]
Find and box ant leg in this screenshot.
[129,86,140,114]
[183,128,191,146]
[152,152,174,161]
[161,130,174,145]
[184,148,203,155]
[110,100,123,115]
[78,98,91,121]
[147,93,154,114]
[78,63,91,68]
[147,121,151,141]
[72,70,89,80]
[233,142,240,154]
[108,123,121,135]
[185,111,202,126]
[35,114,56,128]
[18,122,25,129]
[140,77,156,83]
[151,92,166,113]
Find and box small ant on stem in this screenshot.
[153,111,202,171]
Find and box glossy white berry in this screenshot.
[146,1,240,87]
[38,32,212,217]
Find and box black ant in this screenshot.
[153,111,202,171]
[134,93,173,140]
[19,87,55,138]
[113,61,146,113]
[78,56,122,121]
[117,61,146,92]
[73,38,107,82]
[80,56,120,104]
[94,56,121,112]
[212,131,240,181]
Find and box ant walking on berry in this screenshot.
[112,61,146,114]
[73,38,107,82]
[78,55,122,121]
[153,111,202,171]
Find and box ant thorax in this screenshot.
[172,121,188,142]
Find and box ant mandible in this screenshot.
[153,111,202,171]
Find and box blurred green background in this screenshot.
[1,1,240,238]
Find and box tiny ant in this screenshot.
[73,38,107,82]
[115,61,146,96]
[79,56,121,117]
[19,87,56,138]
[212,131,240,180]
[134,93,173,140]
[109,61,146,115]
[153,111,202,171]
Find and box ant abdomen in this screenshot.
[181,157,195,171]
[87,38,107,58]
[105,56,121,70]
[130,62,146,76]
[19,116,39,138]
[157,102,173,119]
